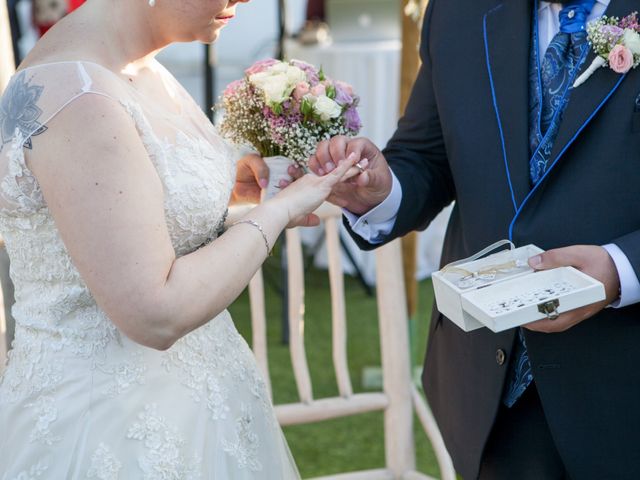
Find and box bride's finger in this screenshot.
[342,167,360,182]
[322,155,357,188]
[341,158,369,182]
[325,153,358,185]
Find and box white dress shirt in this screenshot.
[347,0,640,307]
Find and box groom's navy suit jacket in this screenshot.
[346,0,640,478]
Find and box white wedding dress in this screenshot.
[0,61,299,479]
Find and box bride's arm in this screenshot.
[27,94,354,350]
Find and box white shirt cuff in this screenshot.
[343,170,402,244]
[603,243,640,308]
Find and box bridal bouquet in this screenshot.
[219,58,362,168]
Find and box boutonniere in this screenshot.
[573,11,640,88]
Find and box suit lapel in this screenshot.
[483,0,534,211]
[546,0,634,178]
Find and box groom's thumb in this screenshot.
[528,247,584,271]
[528,253,544,270]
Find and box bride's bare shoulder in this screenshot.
[17,8,116,77]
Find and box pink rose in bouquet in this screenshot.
[244,58,279,76]
[218,58,361,168]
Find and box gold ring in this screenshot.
[355,162,365,173]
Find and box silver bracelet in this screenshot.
[232,219,272,257]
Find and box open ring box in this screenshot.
[432,242,606,332]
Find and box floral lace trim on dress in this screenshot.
[26,395,61,446]
[120,100,235,256]
[0,331,64,405]
[97,351,147,398]
[161,313,273,424]
[9,461,49,480]
[222,403,263,472]
[0,130,45,214]
[126,404,201,480]
[87,443,123,480]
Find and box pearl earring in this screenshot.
[148,0,156,6]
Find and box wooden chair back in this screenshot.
[245,203,456,480]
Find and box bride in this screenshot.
[0,0,360,477]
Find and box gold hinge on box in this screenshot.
[538,299,560,320]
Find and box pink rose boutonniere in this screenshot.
[573,11,640,87]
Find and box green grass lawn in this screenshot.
[228,247,441,478]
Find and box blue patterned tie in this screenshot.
[503,0,595,408]
[529,0,595,184]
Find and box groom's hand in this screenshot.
[524,245,621,333]
[306,136,393,215]
[232,154,269,204]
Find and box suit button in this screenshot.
[496,349,506,366]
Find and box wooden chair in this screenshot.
[240,203,456,480]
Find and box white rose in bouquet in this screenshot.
[285,65,307,86]
[250,66,306,108]
[260,75,294,105]
[268,62,289,75]
[313,95,342,122]
[248,70,269,86]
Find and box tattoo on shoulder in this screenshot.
[0,71,48,153]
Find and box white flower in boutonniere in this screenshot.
[573,11,640,88]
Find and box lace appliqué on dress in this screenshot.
[9,461,49,480]
[161,313,272,425]
[98,351,147,398]
[119,101,234,257]
[0,333,64,405]
[26,395,61,445]
[0,130,45,214]
[126,404,201,480]
[87,443,123,480]
[87,443,122,480]
[223,404,263,472]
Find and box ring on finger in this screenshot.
[355,162,365,174]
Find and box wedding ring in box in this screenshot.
[432,242,606,332]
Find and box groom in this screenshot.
[306,0,640,478]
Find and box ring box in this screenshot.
[432,244,606,332]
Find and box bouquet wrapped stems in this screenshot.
[260,156,294,200]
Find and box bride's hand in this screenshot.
[232,153,269,204]
[267,153,360,228]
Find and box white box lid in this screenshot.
[460,266,605,332]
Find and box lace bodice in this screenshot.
[0,61,236,352]
[0,61,298,478]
